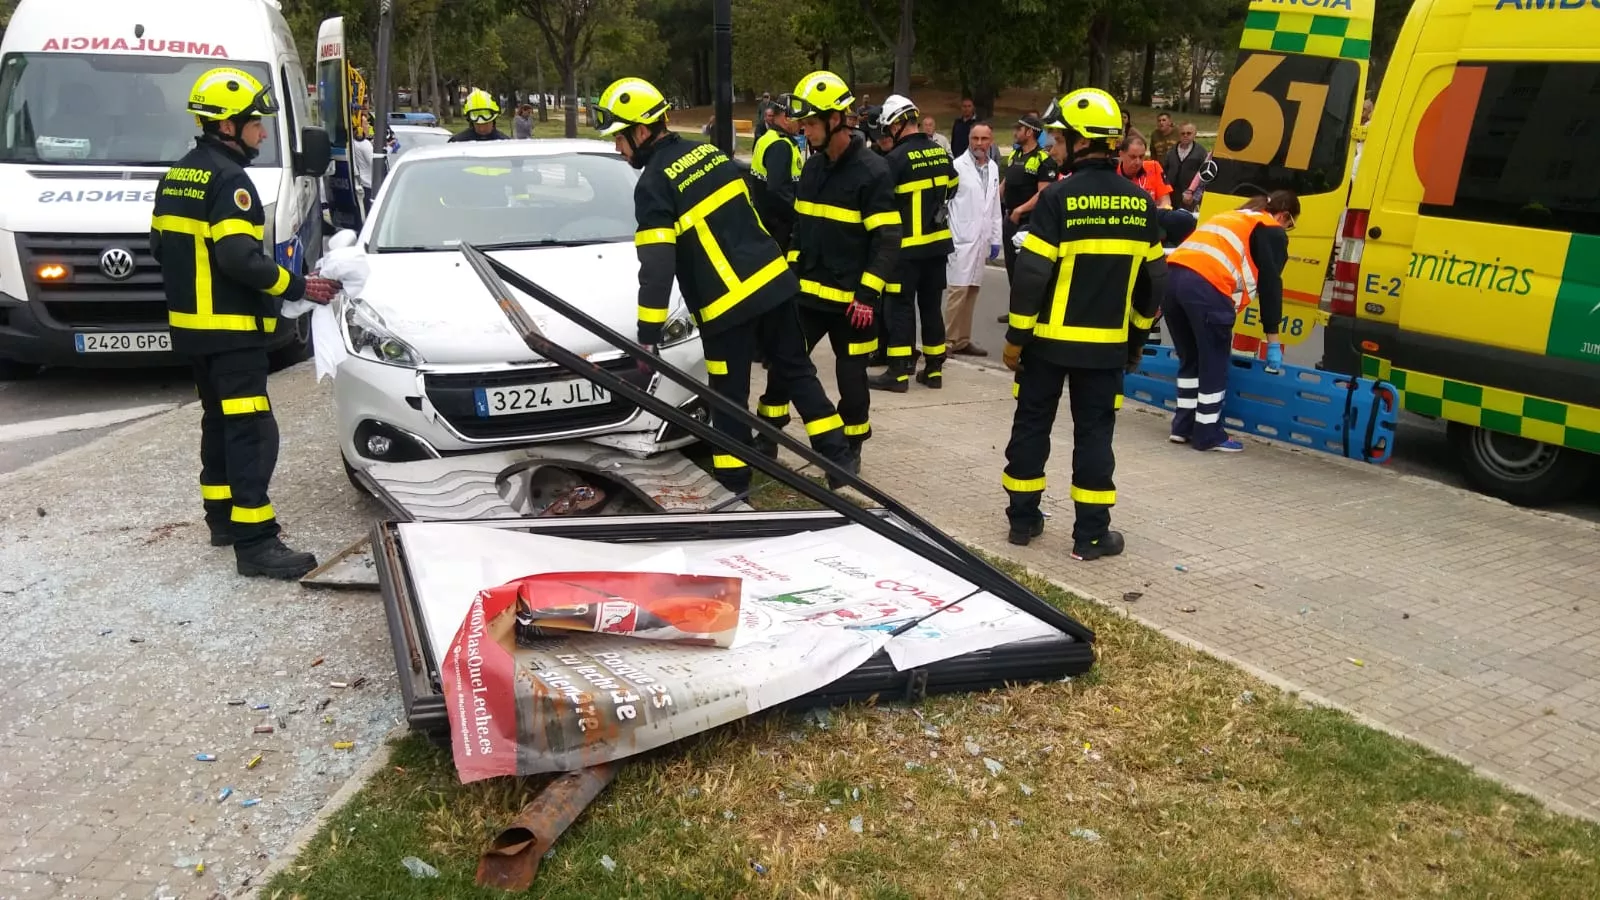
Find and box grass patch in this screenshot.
[266,483,1600,899]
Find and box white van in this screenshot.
[0,0,331,377]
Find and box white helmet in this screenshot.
[879,94,918,130]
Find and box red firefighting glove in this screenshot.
[303,276,341,305]
[847,300,874,330]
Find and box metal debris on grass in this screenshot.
[1018,783,1035,796]
[599,854,617,873]
[983,757,1005,776]
[722,810,736,821]
[1239,691,1256,704]
[1071,827,1102,842]
[401,857,440,879]
[850,787,860,801]
[963,739,982,757]
[750,860,768,876]
[848,815,863,834]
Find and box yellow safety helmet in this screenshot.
[463,88,500,124]
[594,77,670,137]
[1042,88,1122,144]
[188,68,278,122]
[783,71,853,120]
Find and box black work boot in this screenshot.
[753,433,780,459]
[1007,519,1044,547]
[868,362,912,393]
[1071,531,1126,561]
[236,537,318,580]
[916,354,946,389]
[826,448,862,490]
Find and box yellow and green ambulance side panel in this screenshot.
[1198,0,1372,347]
[1330,0,1600,463]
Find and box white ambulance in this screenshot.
[0,0,330,377]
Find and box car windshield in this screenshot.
[394,130,450,157]
[0,53,280,166]
[373,152,637,251]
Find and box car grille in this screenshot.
[423,358,648,440]
[17,232,167,328]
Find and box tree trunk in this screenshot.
[1087,17,1112,90]
[562,46,579,138]
[1139,41,1157,106]
[819,41,831,72]
[844,43,856,87]
[893,0,915,95]
[425,17,443,121]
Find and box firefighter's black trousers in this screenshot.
[757,304,875,446]
[703,300,854,492]
[1002,352,1121,543]
[886,257,948,380]
[193,348,281,546]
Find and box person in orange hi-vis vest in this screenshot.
[1162,190,1299,452]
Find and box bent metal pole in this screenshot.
[458,243,1095,645]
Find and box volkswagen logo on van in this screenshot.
[100,247,135,281]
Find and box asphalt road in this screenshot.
[1,266,1596,521]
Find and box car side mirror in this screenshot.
[295,126,332,177]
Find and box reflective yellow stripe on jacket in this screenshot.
[152,213,284,334]
[1032,238,1156,343]
[896,173,955,248]
[672,180,788,324]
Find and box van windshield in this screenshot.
[0,53,281,167]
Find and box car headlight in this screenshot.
[343,297,424,367]
[660,310,698,347]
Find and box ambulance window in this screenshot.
[1419,62,1600,237]
[1206,52,1361,198]
[316,58,348,148]
[279,66,298,144]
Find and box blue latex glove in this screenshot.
[1265,342,1284,373]
[989,243,1000,260]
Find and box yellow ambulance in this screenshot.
[1321,0,1600,505]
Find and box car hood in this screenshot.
[359,242,665,366]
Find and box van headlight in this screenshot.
[343,297,423,367]
[660,310,697,347]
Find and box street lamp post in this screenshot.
[713,0,732,155]
[371,0,396,194]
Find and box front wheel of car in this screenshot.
[343,456,374,497]
[1448,422,1594,507]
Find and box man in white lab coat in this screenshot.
[943,122,1003,356]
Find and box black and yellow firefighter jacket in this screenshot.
[633,133,796,344]
[788,134,902,313]
[884,131,956,261]
[149,136,306,356]
[748,128,803,249]
[1005,158,1167,370]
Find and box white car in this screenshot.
[387,123,452,158]
[334,139,708,474]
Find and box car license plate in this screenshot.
[473,379,611,417]
[74,331,171,353]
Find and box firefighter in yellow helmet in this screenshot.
[753,71,901,460]
[595,77,860,493]
[150,67,341,579]
[451,88,509,142]
[1000,88,1166,558]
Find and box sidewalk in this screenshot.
[830,357,1600,822]
[0,367,397,900]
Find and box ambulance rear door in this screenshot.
[1198,0,1373,349]
[315,16,365,232]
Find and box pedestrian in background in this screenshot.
[950,97,978,156]
[513,102,534,139]
[993,114,1054,327]
[1163,122,1206,211]
[920,114,952,153]
[1148,112,1178,162]
[943,122,1001,357]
